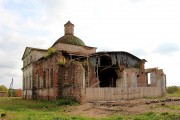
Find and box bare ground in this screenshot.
[64,97,180,118]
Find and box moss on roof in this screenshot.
[53,35,86,46]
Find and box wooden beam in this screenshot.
[100,65,114,72]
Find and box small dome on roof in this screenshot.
[52,21,86,46]
[53,35,86,46]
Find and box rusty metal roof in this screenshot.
[90,51,141,60]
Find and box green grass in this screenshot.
[102,112,180,120]
[0,97,91,120]
[170,105,180,110]
[0,97,180,120]
[165,105,180,110]
[167,92,180,97]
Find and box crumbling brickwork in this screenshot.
[32,52,60,100]
[62,61,85,103]
[22,21,166,103]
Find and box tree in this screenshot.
[166,86,178,94]
[0,85,8,94]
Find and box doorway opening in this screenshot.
[98,55,118,87]
[99,68,118,87]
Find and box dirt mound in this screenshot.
[64,97,180,118]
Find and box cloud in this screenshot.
[0,0,180,88]
[154,43,179,55]
[0,1,52,88]
[130,48,148,57]
[130,0,143,3]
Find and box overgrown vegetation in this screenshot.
[44,47,56,59]
[0,85,8,94]
[167,86,178,94]
[166,86,180,97]
[55,98,79,106]
[58,55,66,66]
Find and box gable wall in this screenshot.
[53,43,96,55]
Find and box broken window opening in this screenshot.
[98,55,118,87]
[99,68,118,87]
[100,55,112,66]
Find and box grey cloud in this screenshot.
[130,0,143,3]
[130,48,147,57]
[0,31,49,52]
[0,52,20,69]
[154,43,179,55]
[0,50,22,88]
[38,0,64,8]
[0,74,22,89]
[0,63,16,69]
[97,46,113,52]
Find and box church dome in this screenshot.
[52,21,86,46]
[53,35,86,46]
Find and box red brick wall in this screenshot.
[32,53,60,100]
[62,61,85,103]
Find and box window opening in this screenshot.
[148,73,151,85]
[43,71,46,88]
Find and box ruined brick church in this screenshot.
[22,21,166,103]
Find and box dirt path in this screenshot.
[64,97,180,118]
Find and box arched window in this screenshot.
[26,77,28,89]
[37,73,40,88]
[47,69,49,87]
[43,71,46,88]
[50,69,53,87]
[23,78,25,89]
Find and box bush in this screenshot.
[0,85,8,93]
[58,56,66,66]
[55,98,79,106]
[44,47,56,59]
[167,86,178,94]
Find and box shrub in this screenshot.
[0,85,8,93]
[166,86,178,94]
[55,98,79,106]
[58,56,66,66]
[44,47,56,59]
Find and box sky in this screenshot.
[0,0,180,89]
